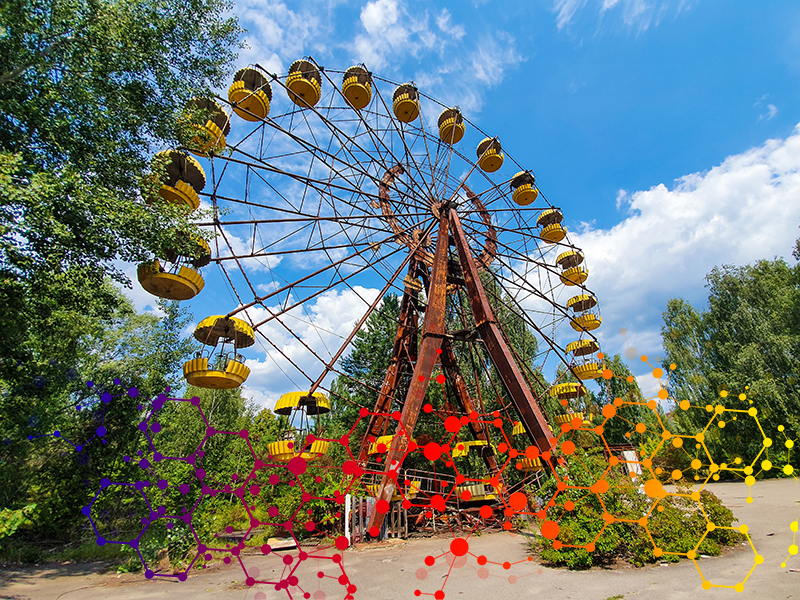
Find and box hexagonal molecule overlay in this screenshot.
[511,352,766,593]
[82,390,373,599]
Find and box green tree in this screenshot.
[662,243,800,470]
[0,0,241,391]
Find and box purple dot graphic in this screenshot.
[123,455,130,462]
[139,459,150,469]
[129,539,139,549]
[101,393,111,403]
[96,536,106,546]
[100,478,111,488]
[158,479,168,490]
[128,387,138,398]
[75,445,82,452]
[179,483,190,494]
[96,426,106,436]
[144,569,154,579]
[81,506,91,516]
[151,422,161,433]
[87,381,94,388]
[153,452,163,462]
[138,422,147,432]
[113,378,120,384]
[53,431,60,438]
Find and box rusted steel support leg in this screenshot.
[449,209,552,456]
[438,340,503,482]
[357,263,420,465]
[367,214,451,532]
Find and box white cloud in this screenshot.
[236,286,382,408]
[568,123,800,367]
[361,0,400,34]
[759,104,778,121]
[554,0,589,30]
[555,0,688,33]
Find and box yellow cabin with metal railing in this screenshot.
[228,67,272,121]
[549,382,586,399]
[438,108,465,144]
[186,98,230,156]
[287,60,322,108]
[393,84,420,122]
[510,171,538,206]
[570,313,602,332]
[573,362,604,380]
[476,137,504,173]
[342,66,372,109]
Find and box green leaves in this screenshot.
[0,504,37,549]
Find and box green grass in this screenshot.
[605,595,625,600]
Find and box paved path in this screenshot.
[2,479,798,600]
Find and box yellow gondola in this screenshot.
[286,59,322,108]
[138,261,205,301]
[566,293,597,313]
[152,150,205,210]
[512,421,526,436]
[392,84,420,122]
[274,391,331,415]
[510,171,538,206]
[549,382,586,399]
[556,250,584,269]
[536,208,563,228]
[540,223,567,243]
[182,316,255,389]
[573,362,604,380]
[267,391,332,463]
[451,440,492,458]
[186,98,230,156]
[565,339,599,357]
[455,482,497,502]
[476,137,504,172]
[560,266,589,286]
[516,457,543,472]
[367,433,416,454]
[228,67,272,121]
[438,107,465,144]
[554,412,584,425]
[342,66,372,109]
[570,313,602,332]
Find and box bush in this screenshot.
[528,449,743,569]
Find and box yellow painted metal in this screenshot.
[516,457,543,472]
[512,183,539,206]
[554,412,583,425]
[183,357,251,389]
[228,81,271,121]
[556,250,584,269]
[393,84,420,122]
[565,339,599,356]
[286,72,321,107]
[266,439,329,462]
[476,138,504,172]
[455,482,496,501]
[189,119,227,156]
[540,223,567,243]
[138,261,204,301]
[194,316,256,348]
[512,421,525,436]
[560,266,589,286]
[566,293,597,312]
[152,150,206,193]
[451,439,489,458]
[570,313,602,332]
[438,108,465,143]
[342,66,372,109]
[159,179,200,210]
[229,67,272,121]
[536,208,563,228]
[549,382,586,399]
[367,480,420,501]
[287,60,322,107]
[274,391,331,415]
[573,362,604,380]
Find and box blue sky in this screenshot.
[124,0,800,405]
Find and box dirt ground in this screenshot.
[1,479,798,600]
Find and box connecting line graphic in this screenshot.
[27,379,137,453]
[780,520,799,569]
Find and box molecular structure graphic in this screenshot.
[409,348,772,597]
[82,394,366,600]
[780,520,799,569]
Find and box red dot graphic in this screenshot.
[450,537,469,557]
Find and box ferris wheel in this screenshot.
[138,58,605,524]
